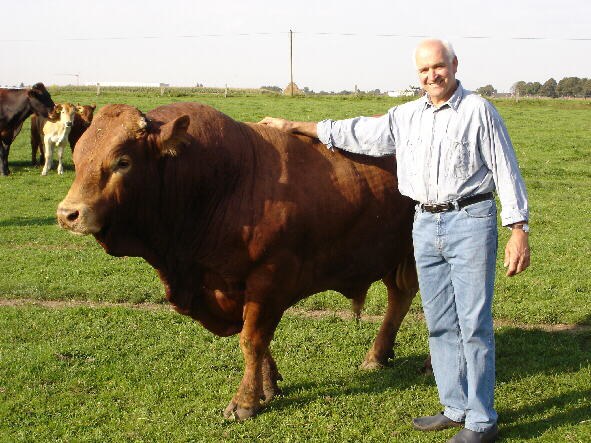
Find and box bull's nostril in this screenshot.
[67,210,79,222]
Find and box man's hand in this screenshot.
[504,228,530,276]
[258,117,319,138]
[258,117,294,132]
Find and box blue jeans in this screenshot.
[412,198,498,432]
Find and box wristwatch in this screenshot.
[509,223,529,232]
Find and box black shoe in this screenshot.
[412,412,464,431]
[447,424,499,443]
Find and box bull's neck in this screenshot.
[146,128,254,272]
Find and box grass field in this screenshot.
[0,89,589,441]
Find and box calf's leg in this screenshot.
[57,142,65,175]
[41,138,53,176]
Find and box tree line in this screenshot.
[477,77,591,98]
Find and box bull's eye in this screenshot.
[113,156,131,173]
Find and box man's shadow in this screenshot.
[494,321,590,440]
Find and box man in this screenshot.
[259,39,530,443]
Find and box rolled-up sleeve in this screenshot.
[481,104,529,226]
[317,111,397,157]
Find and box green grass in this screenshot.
[2,91,588,324]
[0,91,590,441]
[1,305,589,442]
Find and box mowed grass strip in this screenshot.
[0,305,589,442]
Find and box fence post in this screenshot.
[96,83,101,96]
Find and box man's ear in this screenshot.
[157,115,190,157]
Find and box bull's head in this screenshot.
[56,104,190,256]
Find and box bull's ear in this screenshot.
[157,115,190,157]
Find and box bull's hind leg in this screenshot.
[360,254,418,370]
[224,301,281,420]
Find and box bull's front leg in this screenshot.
[224,301,280,420]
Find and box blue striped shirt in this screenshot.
[316,82,529,226]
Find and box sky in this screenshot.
[1,0,589,93]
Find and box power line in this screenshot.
[1,32,590,43]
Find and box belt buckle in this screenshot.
[422,202,451,213]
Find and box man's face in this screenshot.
[415,43,458,106]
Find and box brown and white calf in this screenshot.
[32,103,96,166]
[37,103,76,175]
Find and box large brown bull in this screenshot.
[56,102,418,419]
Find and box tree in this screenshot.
[557,77,583,97]
[525,82,542,96]
[581,78,591,98]
[476,84,497,97]
[511,81,527,97]
[540,78,558,98]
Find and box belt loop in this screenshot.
[452,199,460,211]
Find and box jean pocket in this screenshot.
[463,199,495,218]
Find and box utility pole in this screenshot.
[290,29,294,97]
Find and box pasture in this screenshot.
[0,89,589,442]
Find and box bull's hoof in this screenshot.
[359,358,387,371]
[223,400,260,421]
[262,385,282,404]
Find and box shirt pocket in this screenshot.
[444,136,478,180]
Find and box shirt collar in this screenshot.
[422,80,465,111]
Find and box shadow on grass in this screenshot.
[494,327,590,439]
[500,388,591,439]
[4,160,74,174]
[578,312,591,327]
[0,216,57,227]
[263,326,590,439]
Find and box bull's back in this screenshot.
[245,124,415,293]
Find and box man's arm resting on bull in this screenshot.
[258,117,318,138]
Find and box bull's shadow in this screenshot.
[261,321,590,440]
[1,159,75,174]
[0,216,56,227]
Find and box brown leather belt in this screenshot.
[418,192,494,213]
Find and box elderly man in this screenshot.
[260,39,530,443]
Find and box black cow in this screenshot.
[0,83,55,175]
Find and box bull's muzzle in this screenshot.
[57,203,81,231]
